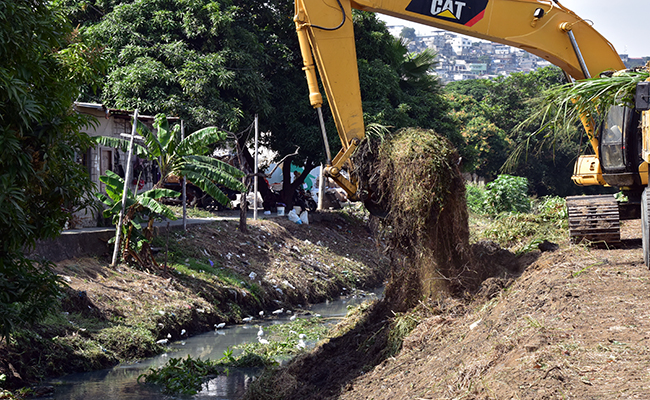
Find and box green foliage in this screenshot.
[445,67,585,196]
[74,0,271,132]
[0,0,103,253]
[139,355,221,395]
[386,311,421,357]
[235,317,328,359]
[470,194,568,252]
[484,175,531,215]
[96,324,160,360]
[140,350,277,395]
[93,113,245,208]
[97,170,178,257]
[0,254,63,341]
[533,195,567,223]
[0,0,103,341]
[465,183,487,215]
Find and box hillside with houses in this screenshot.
[388,24,650,83]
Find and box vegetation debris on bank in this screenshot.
[0,211,389,391]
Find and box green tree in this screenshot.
[445,67,588,196]
[400,27,416,41]
[93,114,246,207]
[0,0,103,339]
[74,0,272,132]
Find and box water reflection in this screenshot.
[45,288,382,399]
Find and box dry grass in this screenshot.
[354,127,474,306]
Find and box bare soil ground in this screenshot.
[4,211,650,400]
[248,220,650,400]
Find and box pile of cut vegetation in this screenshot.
[355,128,479,307]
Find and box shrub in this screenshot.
[484,174,530,215]
[465,183,487,214]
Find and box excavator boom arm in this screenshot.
[295,0,625,198]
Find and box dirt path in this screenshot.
[249,220,650,399]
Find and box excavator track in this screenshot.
[566,195,621,244]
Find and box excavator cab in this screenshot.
[599,105,643,187]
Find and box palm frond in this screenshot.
[136,119,163,158]
[182,155,245,178]
[91,136,149,159]
[99,170,134,201]
[538,70,649,137]
[96,192,114,207]
[140,188,180,200]
[153,114,174,155]
[180,163,246,192]
[176,127,227,155]
[366,123,391,143]
[136,195,177,220]
[182,170,235,207]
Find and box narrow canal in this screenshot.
[45,289,382,399]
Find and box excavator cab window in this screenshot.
[600,105,638,173]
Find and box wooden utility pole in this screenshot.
[253,114,259,221]
[111,109,139,267]
[181,120,187,231]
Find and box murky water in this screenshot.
[45,288,382,400]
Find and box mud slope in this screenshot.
[341,220,650,399]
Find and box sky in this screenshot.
[378,0,649,58]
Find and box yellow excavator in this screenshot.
[293,0,650,265]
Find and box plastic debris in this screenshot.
[287,209,302,224]
[300,211,309,225]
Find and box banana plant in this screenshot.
[97,170,179,267]
[93,114,246,207]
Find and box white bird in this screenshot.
[290,315,297,321]
[257,327,264,337]
[297,339,306,349]
[272,308,284,315]
[298,333,306,339]
[259,310,264,317]
[180,329,186,336]
[215,322,226,329]
[167,333,172,339]
[156,339,168,345]
[242,316,253,323]
[258,337,269,345]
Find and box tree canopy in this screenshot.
[444,66,593,196]
[0,0,103,339]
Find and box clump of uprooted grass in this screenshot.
[354,127,474,308]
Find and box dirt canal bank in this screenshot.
[0,208,390,394]
[46,289,383,399]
